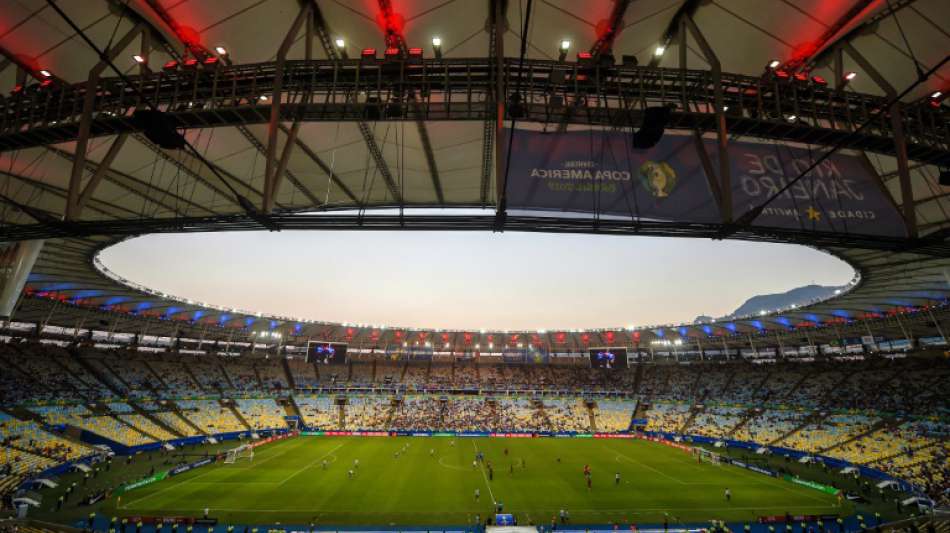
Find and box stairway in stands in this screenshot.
[631,364,645,395]
[587,402,598,432]
[819,417,894,455]
[725,407,759,439]
[770,410,823,446]
[678,405,704,434]
[222,399,252,431]
[166,401,207,436]
[281,358,297,389]
[278,397,303,420]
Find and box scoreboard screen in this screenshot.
[307,343,347,365]
[589,348,628,369]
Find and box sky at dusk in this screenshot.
[99,230,855,331]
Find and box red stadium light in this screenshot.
[163,60,179,71]
[793,72,808,82]
[183,58,199,69]
[577,51,593,61]
[408,47,423,58]
[773,69,790,80]
[384,47,400,58]
[203,56,220,67]
[361,48,377,59]
[811,75,827,86]
[11,84,23,94]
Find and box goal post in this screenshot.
[691,447,722,465]
[224,444,254,464]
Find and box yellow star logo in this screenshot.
[806,206,821,221]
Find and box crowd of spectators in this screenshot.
[0,340,946,504]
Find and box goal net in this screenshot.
[691,447,722,465]
[223,444,254,464]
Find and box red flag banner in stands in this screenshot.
[501,128,906,238]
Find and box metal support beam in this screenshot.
[683,15,730,222]
[271,121,301,203]
[481,0,507,206]
[591,0,633,58]
[842,43,917,237]
[236,124,323,208]
[375,0,443,203]
[276,124,360,204]
[493,0,507,213]
[649,0,701,68]
[264,3,311,212]
[66,24,146,221]
[76,134,128,218]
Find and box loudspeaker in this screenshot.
[939,169,950,186]
[632,106,671,149]
[132,110,185,149]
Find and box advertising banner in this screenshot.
[783,474,841,494]
[169,457,215,477]
[502,128,905,237]
[115,470,168,495]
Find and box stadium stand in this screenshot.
[294,396,339,429]
[175,400,246,434]
[235,398,288,430]
[0,344,946,506]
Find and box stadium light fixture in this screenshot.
[215,46,228,56]
[654,45,665,57]
[258,95,268,101]
[786,114,798,122]
[39,69,52,78]
[558,39,571,61]
[931,90,943,99]
[132,54,146,64]
[844,71,857,83]
[767,59,781,69]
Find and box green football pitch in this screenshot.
[107,436,848,526]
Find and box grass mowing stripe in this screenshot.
[110,437,845,525]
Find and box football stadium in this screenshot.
[0,0,948,533]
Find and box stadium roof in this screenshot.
[1,0,949,346]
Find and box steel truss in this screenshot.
[1,58,947,165]
[6,211,950,255]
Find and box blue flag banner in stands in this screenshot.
[501,128,906,238]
